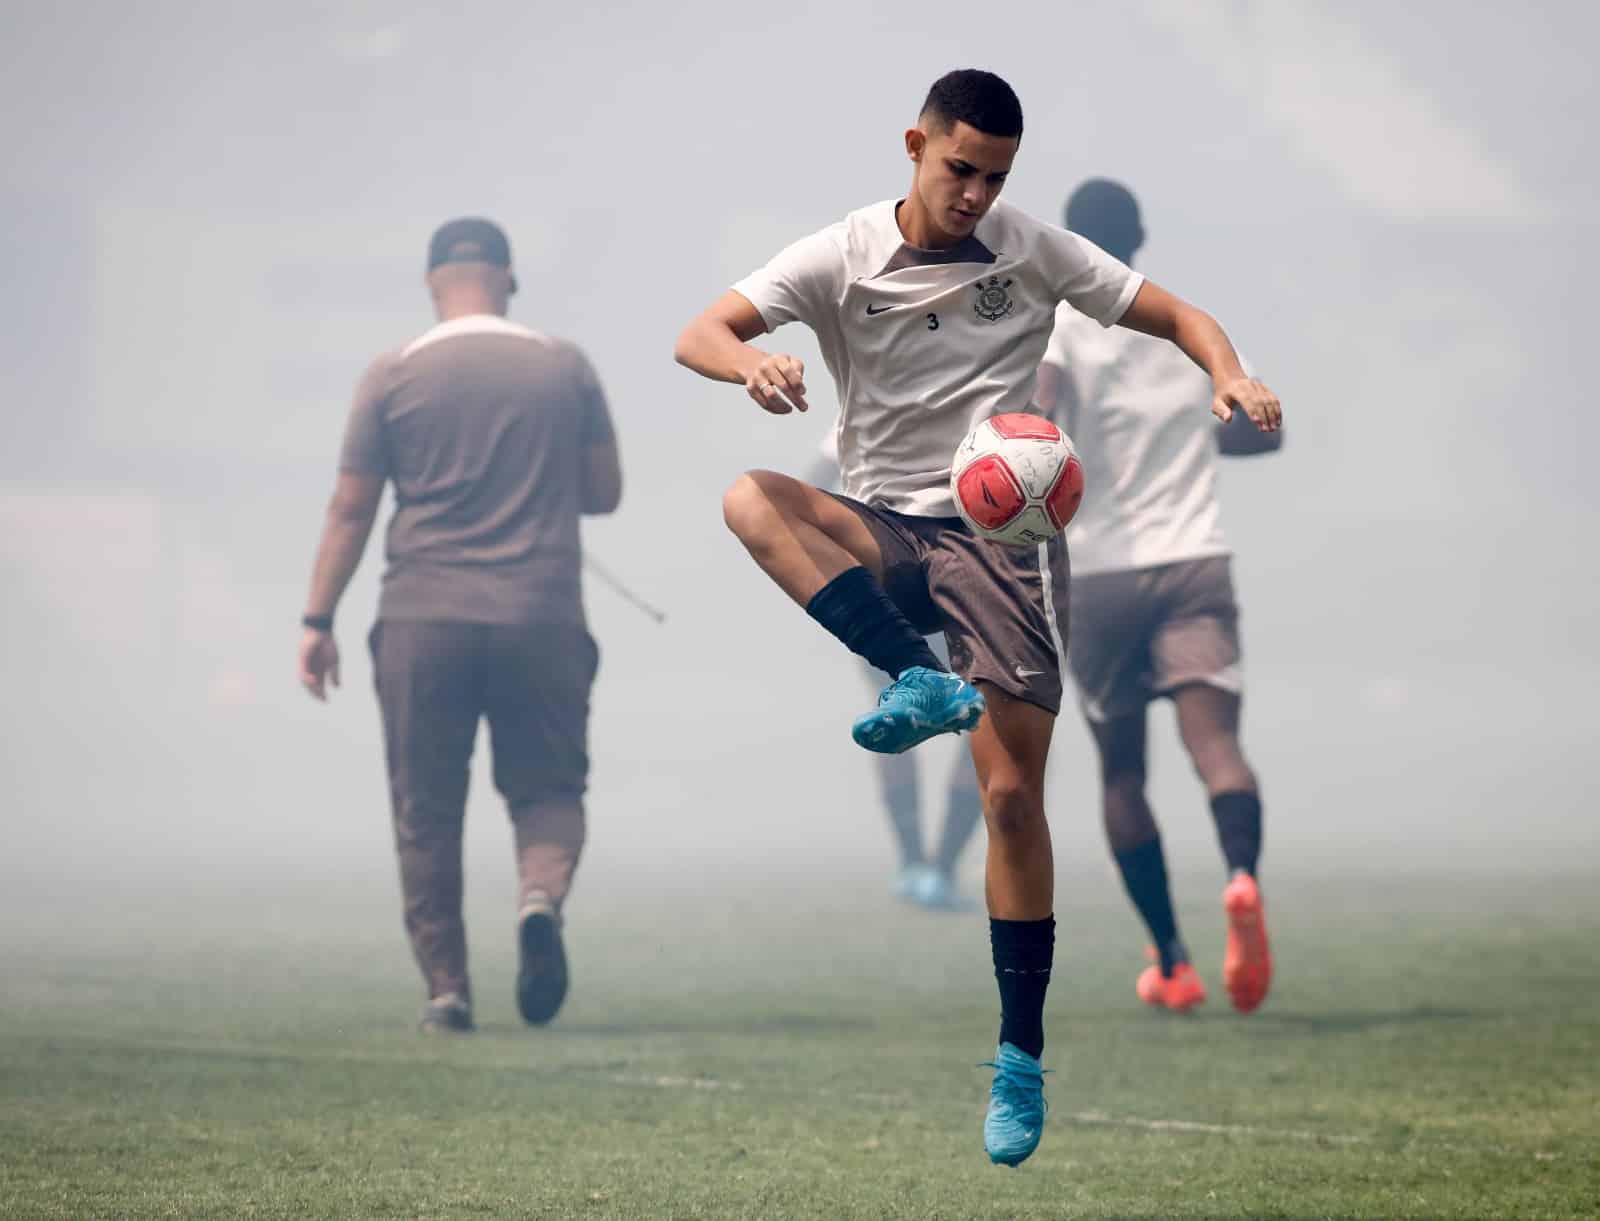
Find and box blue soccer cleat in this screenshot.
[983,1042,1048,1167]
[851,666,985,754]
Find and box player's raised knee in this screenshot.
[721,471,772,539]
[722,469,806,540]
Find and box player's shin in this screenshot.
[805,566,942,678]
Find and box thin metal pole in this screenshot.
[583,553,667,624]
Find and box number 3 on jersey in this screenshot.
[927,313,940,331]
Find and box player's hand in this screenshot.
[298,629,341,701]
[744,352,809,415]
[1213,376,1281,432]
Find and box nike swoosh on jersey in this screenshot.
[864,304,894,316]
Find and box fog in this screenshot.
[2,1,1596,913]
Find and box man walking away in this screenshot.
[297,217,622,1033]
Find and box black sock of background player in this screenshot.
[1210,790,1263,877]
[1114,837,1187,976]
[805,566,942,679]
[991,916,1054,1059]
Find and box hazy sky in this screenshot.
[2,1,1596,899]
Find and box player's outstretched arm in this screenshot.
[674,290,810,415]
[1118,281,1282,433]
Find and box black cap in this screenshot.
[1064,179,1143,262]
[426,217,512,271]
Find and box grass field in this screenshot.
[2,869,1597,1220]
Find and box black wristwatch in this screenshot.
[302,613,334,632]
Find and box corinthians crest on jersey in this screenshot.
[973,275,1016,323]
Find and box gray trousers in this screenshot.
[370,619,598,1001]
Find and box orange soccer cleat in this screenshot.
[1135,959,1208,1011]
[1222,873,1273,1014]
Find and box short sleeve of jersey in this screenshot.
[730,225,846,332]
[572,347,616,446]
[337,353,398,476]
[1044,229,1145,328]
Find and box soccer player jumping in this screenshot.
[674,70,1280,1167]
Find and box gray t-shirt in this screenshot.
[339,315,614,626]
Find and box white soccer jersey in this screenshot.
[733,199,1143,517]
[1043,303,1231,576]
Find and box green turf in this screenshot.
[2,871,1597,1220]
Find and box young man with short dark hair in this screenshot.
[675,71,1280,1166]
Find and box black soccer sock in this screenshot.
[804,566,942,679]
[1113,836,1187,976]
[1210,790,1263,877]
[990,916,1054,1059]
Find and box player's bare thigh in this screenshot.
[967,684,1055,829]
[722,469,888,600]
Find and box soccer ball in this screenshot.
[950,413,1085,547]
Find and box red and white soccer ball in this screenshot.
[950,413,1085,547]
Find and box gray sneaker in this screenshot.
[419,992,475,1035]
[516,894,569,1026]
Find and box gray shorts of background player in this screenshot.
[1067,555,1240,723]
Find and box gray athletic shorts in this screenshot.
[830,495,1069,714]
[1067,555,1242,723]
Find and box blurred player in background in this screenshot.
[1037,179,1282,1015]
[297,218,622,1034]
[808,430,982,911]
[675,70,1280,1165]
